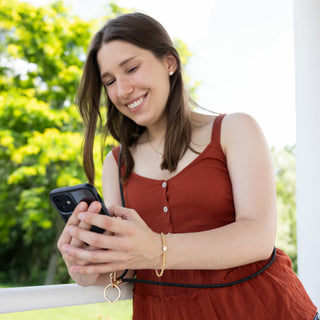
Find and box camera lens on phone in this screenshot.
[53,194,76,212]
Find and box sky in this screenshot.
[27,0,296,148]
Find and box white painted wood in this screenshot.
[0,283,133,314]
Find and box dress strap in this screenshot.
[211,113,227,150]
[112,145,121,164]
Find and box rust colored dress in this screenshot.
[112,114,317,320]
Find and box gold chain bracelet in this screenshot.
[155,232,167,277]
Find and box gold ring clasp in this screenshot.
[104,283,121,302]
[104,272,122,303]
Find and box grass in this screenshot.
[0,300,133,320]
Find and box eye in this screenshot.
[105,78,115,87]
[127,65,138,74]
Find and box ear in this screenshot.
[164,54,178,76]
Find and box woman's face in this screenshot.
[97,40,176,129]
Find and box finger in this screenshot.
[76,201,102,230]
[67,225,126,250]
[69,201,89,224]
[70,263,118,275]
[61,240,105,267]
[62,243,126,266]
[69,255,129,274]
[57,201,88,251]
[70,201,102,247]
[78,210,134,236]
[61,250,88,266]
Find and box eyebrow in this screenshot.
[100,56,138,80]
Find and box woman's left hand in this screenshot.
[63,204,161,274]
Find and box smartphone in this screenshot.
[49,183,110,233]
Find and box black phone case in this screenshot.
[49,183,110,233]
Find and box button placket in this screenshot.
[160,180,172,233]
[161,181,168,211]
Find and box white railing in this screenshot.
[0,283,133,314]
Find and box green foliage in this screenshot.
[272,146,297,272]
[0,0,92,109]
[0,0,197,286]
[0,0,106,285]
[0,299,133,320]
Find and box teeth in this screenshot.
[127,97,143,109]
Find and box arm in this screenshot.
[64,113,277,273]
[101,150,123,207]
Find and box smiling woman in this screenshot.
[57,12,318,320]
[76,12,191,183]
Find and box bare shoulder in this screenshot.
[190,111,216,137]
[221,112,268,153]
[191,111,216,127]
[222,112,261,133]
[190,111,217,149]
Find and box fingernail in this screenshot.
[70,266,78,273]
[78,213,85,220]
[62,244,69,253]
[78,202,87,210]
[67,226,74,234]
[90,203,99,210]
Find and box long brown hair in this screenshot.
[76,12,192,183]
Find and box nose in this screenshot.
[116,77,134,100]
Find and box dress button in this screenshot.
[163,206,168,213]
[162,181,167,188]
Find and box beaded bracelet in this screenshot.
[155,232,167,277]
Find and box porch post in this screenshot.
[294,0,320,308]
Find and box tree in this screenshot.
[0,0,105,285]
[272,146,297,272]
[0,0,197,285]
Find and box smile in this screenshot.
[127,97,144,109]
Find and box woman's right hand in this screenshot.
[57,201,107,286]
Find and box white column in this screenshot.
[294,0,320,309]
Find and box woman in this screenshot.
[58,12,318,319]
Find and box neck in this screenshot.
[146,123,166,142]
[145,114,168,139]
[147,130,165,158]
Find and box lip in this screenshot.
[126,94,147,112]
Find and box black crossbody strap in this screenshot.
[117,146,276,288]
[118,146,126,208]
